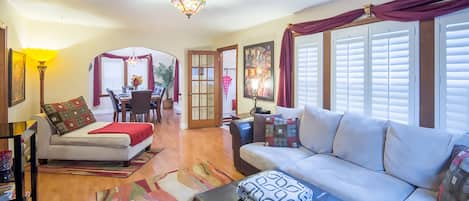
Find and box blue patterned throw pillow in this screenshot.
[237,170,313,201]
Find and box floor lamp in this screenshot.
[23,48,58,112]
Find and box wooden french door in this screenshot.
[188,50,222,128]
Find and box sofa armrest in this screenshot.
[31,113,56,159]
[230,118,254,174]
[230,119,254,148]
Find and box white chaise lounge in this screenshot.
[32,113,154,166]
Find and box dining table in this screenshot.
[117,93,162,123]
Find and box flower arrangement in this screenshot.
[131,75,143,89]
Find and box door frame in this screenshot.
[0,26,9,150]
[187,50,222,129]
[216,45,238,117]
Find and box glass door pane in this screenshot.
[188,51,220,128]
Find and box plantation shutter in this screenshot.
[370,22,418,125]
[437,10,469,133]
[295,34,323,108]
[332,27,367,114]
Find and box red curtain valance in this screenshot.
[277,0,469,108]
[92,53,155,106]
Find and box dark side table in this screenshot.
[0,120,37,201]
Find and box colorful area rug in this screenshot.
[39,148,163,178]
[96,161,234,201]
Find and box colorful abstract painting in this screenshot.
[243,41,274,101]
[8,49,26,106]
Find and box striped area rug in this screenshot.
[96,161,234,201]
[38,148,163,178]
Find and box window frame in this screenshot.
[435,8,469,130]
[330,21,420,125]
[99,57,149,96]
[294,32,324,108]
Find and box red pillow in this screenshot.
[264,117,300,148]
[42,96,96,135]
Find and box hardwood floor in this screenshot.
[26,109,244,201]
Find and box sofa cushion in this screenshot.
[333,112,388,171]
[276,106,304,119]
[42,96,96,135]
[51,122,138,148]
[284,154,415,201]
[253,114,282,143]
[385,122,464,190]
[240,142,314,170]
[265,117,300,148]
[299,105,342,153]
[405,189,437,201]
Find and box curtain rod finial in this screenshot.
[364,4,372,17]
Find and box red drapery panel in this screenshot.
[147,55,155,90]
[173,59,180,103]
[277,0,469,108]
[93,53,155,106]
[93,56,101,107]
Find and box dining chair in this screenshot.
[106,88,131,122]
[130,90,152,122]
[151,86,165,123]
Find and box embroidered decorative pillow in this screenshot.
[438,145,469,201]
[264,116,300,148]
[237,170,313,201]
[42,96,96,135]
[253,114,282,143]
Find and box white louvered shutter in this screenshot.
[101,57,125,94]
[332,27,367,114]
[295,34,323,108]
[437,10,469,133]
[370,22,418,125]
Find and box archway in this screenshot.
[88,47,179,116]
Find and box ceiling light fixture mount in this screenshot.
[171,0,206,19]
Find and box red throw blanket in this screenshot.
[88,123,153,146]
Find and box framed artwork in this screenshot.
[243,41,274,101]
[8,49,26,107]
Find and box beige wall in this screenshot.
[2,3,215,128]
[211,0,391,115]
[0,0,36,122]
[2,0,394,128]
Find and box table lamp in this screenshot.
[249,78,260,116]
[23,48,58,111]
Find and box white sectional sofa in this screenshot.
[230,104,469,201]
[32,113,154,166]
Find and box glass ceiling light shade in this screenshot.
[171,0,206,19]
[126,49,140,66]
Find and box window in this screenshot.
[295,33,323,108]
[101,57,124,95]
[331,21,419,125]
[100,57,149,95]
[436,9,469,133]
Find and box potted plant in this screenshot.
[155,62,174,109]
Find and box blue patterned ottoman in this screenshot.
[193,170,340,201]
[237,170,340,201]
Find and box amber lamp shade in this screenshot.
[23,48,58,111]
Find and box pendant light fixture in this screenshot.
[126,48,139,66]
[171,0,206,19]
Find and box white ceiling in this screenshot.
[8,0,331,36]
